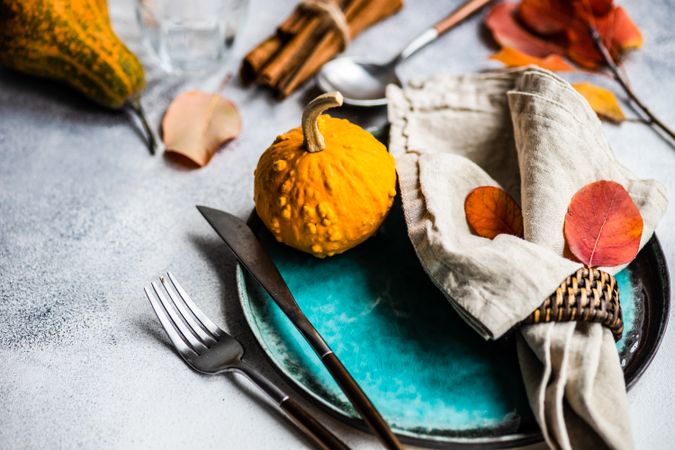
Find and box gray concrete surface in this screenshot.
[1,0,673,448]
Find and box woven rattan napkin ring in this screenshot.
[522,267,623,341]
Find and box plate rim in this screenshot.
[236,211,670,448]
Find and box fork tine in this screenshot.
[144,287,197,358]
[167,272,224,338]
[151,281,209,354]
[160,275,218,345]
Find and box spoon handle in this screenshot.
[433,0,494,35]
[398,0,493,61]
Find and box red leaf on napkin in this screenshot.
[564,180,643,267]
[162,91,241,167]
[465,186,524,239]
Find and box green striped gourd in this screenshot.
[0,0,145,109]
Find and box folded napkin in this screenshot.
[387,68,667,450]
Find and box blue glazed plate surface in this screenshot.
[236,201,662,447]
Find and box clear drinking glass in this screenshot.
[136,0,248,75]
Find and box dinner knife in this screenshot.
[197,206,403,450]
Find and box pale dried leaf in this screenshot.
[162,91,241,167]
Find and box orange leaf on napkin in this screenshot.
[572,82,625,123]
[465,186,524,239]
[564,180,643,267]
[491,47,574,71]
[162,91,241,167]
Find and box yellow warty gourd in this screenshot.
[254,92,396,258]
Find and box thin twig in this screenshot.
[617,62,632,90]
[625,117,650,124]
[588,27,675,141]
[128,96,158,155]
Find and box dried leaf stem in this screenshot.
[128,96,157,155]
[589,27,675,141]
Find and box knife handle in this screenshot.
[237,361,350,450]
[321,352,403,450]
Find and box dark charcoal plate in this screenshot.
[236,202,669,448]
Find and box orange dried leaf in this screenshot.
[491,47,574,71]
[566,6,643,68]
[485,2,566,58]
[564,180,643,267]
[565,26,603,68]
[162,91,241,167]
[572,82,625,123]
[502,0,643,69]
[597,6,643,52]
[465,186,524,239]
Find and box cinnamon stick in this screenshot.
[278,0,403,97]
[240,8,309,83]
[240,35,282,84]
[259,0,351,88]
[275,0,369,96]
[239,8,308,84]
[279,9,309,36]
[240,0,404,97]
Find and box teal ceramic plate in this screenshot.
[237,202,669,448]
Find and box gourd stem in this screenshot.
[128,96,157,155]
[302,92,343,153]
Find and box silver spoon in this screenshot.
[316,0,493,106]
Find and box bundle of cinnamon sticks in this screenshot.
[240,0,404,98]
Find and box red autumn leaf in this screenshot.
[564,180,643,267]
[487,0,643,69]
[485,2,566,58]
[587,0,613,16]
[465,186,524,239]
[518,0,573,36]
[600,6,643,50]
[491,47,575,71]
[569,6,643,67]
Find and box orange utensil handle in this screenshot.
[433,0,494,35]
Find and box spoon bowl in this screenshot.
[316,57,399,106]
[314,0,493,107]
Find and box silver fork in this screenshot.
[144,272,350,450]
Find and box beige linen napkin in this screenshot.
[387,67,667,450]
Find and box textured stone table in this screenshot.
[1,0,673,448]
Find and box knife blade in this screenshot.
[197,205,403,450]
